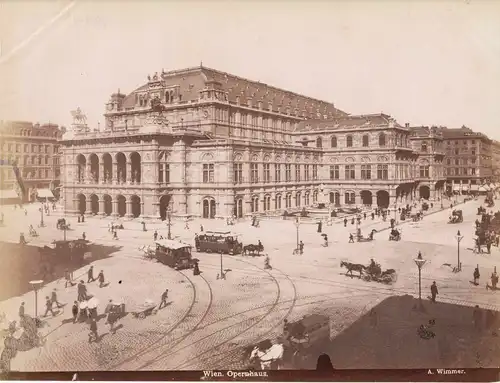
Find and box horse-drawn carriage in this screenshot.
[56,218,70,230]
[448,210,463,224]
[411,212,423,222]
[341,260,397,284]
[195,230,243,255]
[245,314,330,370]
[389,228,401,241]
[477,206,486,215]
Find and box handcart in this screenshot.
[132,299,157,319]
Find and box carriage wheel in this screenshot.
[138,312,146,319]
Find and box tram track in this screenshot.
[170,256,298,371]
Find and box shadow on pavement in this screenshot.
[325,295,500,369]
[0,242,122,301]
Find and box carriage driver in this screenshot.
[391,228,400,238]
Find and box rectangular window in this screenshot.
[377,164,388,180]
[361,165,371,180]
[344,192,355,205]
[285,164,291,181]
[295,165,301,182]
[471,168,476,175]
[312,164,318,180]
[250,163,259,183]
[304,165,310,181]
[234,163,243,183]
[263,164,271,182]
[345,165,355,180]
[275,164,281,182]
[330,165,339,180]
[24,144,29,152]
[419,165,430,178]
[203,164,214,183]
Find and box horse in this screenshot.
[340,261,366,278]
[243,243,264,256]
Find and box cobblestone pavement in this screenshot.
[1,197,499,371]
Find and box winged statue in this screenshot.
[71,108,87,124]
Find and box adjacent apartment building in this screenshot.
[441,126,493,194]
[0,120,64,202]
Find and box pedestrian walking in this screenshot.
[72,301,79,323]
[299,241,304,255]
[317,221,322,233]
[98,270,105,288]
[82,232,86,241]
[430,281,438,303]
[105,300,117,332]
[87,266,95,283]
[153,230,158,241]
[18,302,25,318]
[51,289,63,308]
[473,305,483,332]
[200,224,204,232]
[64,269,75,288]
[349,233,354,243]
[193,260,200,276]
[473,266,480,285]
[487,240,492,254]
[77,280,88,302]
[344,218,347,227]
[364,212,367,220]
[159,289,169,309]
[88,319,98,343]
[43,296,55,317]
[371,212,375,220]
[184,220,189,230]
[113,231,118,240]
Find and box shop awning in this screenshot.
[478,185,489,192]
[470,185,479,191]
[0,189,20,199]
[453,185,461,191]
[36,189,54,198]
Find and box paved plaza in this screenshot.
[0,197,499,371]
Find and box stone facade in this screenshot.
[61,66,447,220]
[0,121,64,202]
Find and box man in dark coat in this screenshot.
[317,221,322,233]
[473,266,480,285]
[77,281,88,302]
[343,218,347,227]
[430,281,438,303]
[159,289,169,309]
[87,266,95,283]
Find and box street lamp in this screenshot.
[414,252,427,301]
[455,230,464,272]
[39,207,45,227]
[294,217,300,252]
[166,205,172,240]
[29,280,44,318]
[219,250,225,280]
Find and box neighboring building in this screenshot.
[441,126,492,194]
[0,121,64,202]
[61,65,348,219]
[292,114,424,208]
[408,125,447,199]
[491,140,500,182]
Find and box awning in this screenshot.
[470,185,479,191]
[0,189,20,199]
[453,185,461,191]
[478,185,489,192]
[36,189,54,198]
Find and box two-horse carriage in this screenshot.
[56,218,70,230]
[341,260,397,284]
[244,314,330,370]
[242,243,264,256]
[448,210,463,224]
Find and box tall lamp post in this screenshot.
[294,217,300,252]
[39,206,45,227]
[220,250,225,280]
[414,252,426,302]
[29,280,44,318]
[166,205,172,240]
[455,230,464,272]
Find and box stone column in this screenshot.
[99,199,106,216]
[86,199,92,215]
[125,200,133,218]
[126,161,132,185]
[111,199,119,217]
[112,161,117,185]
[99,163,105,184]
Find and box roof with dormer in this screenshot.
[120,65,348,118]
[293,113,401,133]
[440,126,490,141]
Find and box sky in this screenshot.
[0,0,500,138]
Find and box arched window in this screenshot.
[316,137,322,148]
[379,133,386,147]
[331,136,337,148]
[165,91,170,103]
[346,135,353,147]
[362,134,369,147]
